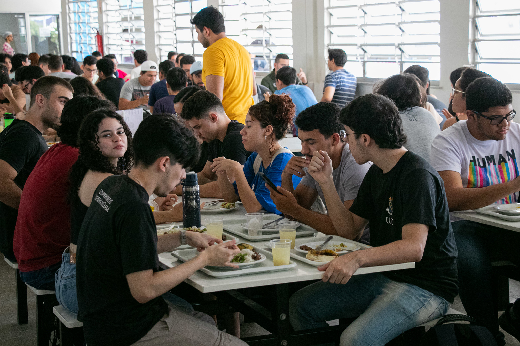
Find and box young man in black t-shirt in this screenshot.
[0,76,73,262]
[96,58,125,108]
[76,114,246,346]
[179,90,250,197]
[284,94,458,345]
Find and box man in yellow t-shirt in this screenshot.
[191,6,253,124]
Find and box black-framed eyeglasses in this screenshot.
[472,110,516,125]
[451,87,465,95]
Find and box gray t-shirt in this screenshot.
[400,106,440,162]
[300,144,371,205]
[119,78,152,109]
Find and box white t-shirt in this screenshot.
[119,78,152,110]
[130,66,141,79]
[430,120,520,204]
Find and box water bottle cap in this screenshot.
[183,172,198,186]
[4,113,14,119]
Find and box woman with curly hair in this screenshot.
[212,94,302,214]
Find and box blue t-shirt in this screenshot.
[323,69,357,108]
[153,95,176,115]
[275,84,318,136]
[235,151,301,214]
[148,79,169,108]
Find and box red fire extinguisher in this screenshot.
[95,30,104,56]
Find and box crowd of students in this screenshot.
[0,5,519,346]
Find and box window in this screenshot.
[30,15,61,56]
[472,0,520,84]
[325,0,440,80]
[104,0,145,64]
[220,0,293,72]
[68,0,99,61]
[155,0,207,62]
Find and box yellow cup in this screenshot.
[279,229,296,249]
[270,239,291,266]
[206,217,224,240]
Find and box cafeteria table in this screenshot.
[158,200,415,345]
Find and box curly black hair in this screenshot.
[68,109,134,202]
[374,73,423,111]
[133,114,200,169]
[248,94,295,140]
[466,77,512,114]
[340,94,406,149]
[295,102,342,137]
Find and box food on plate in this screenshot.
[299,242,357,253]
[186,226,207,233]
[306,249,338,262]
[222,202,235,209]
[231,244,262,263]
[160,226,206,235]
[299,245,313,251]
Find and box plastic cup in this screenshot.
[206,217,224,240]
[270,239,291,266]
[245,213,263,236]
[279,228,296,249]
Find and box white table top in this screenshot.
[159,199,415,293]
[279,136,302,153]
[453,210,520,233]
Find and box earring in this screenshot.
[264,135,267,140]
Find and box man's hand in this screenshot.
[318,252,362,284]
[139,95,149,105]
[201,240,240,268]
[297,68,308,84]
[211,157,241,176]
[1,84,14,101]
[283,156,310,178]
[157,194,178,211]
[263,92,271,102]
[442,108,453,120]
[267,184,300,217]
[187,231,222,251]
[307,150,333,185]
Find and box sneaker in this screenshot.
[499,304,520,343]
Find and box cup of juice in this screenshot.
[279,228,296,249]
[206,217,224,240]
[270,239,291,266]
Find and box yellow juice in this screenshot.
[279,229,296,249]
[206,222,223,240]
[272,247,291,266]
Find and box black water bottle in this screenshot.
[182,172,201,228]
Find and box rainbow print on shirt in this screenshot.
[467,149,520,204]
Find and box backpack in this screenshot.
[420,314,498,346]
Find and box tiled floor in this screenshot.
[1,258,518,346]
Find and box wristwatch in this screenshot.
[180,230,188,246]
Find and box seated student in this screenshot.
[69,76,105,99]
[430,77,519,345]
[130,49,148,79]
[15,65,45,113]
[153,67,187,115]
[212,94,302,214]
[76,114,245,346]
[180,55,195,86]
[119,60,157,111]
[179,90,249,197]
[287,94,458,346]
[95,58,125,108]
[48,55,77,80]
[374,73,440,161]
[321,48,356,108]
[148,60,175,113]
[104,54,129,81]
[13,96,112,291]
[38,54,51,76]
[0,69,25,114]
[274,66,317,136]
[261,53,308,93]
[269,102,370,235]
[168,51,178,64]
[190,60,205,88]
[442,68,490,130]
[91,51,102,60]
[79,55,98,84]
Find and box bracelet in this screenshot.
[180,230,187,245]
[302,82,308,85]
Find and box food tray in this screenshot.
[224,217,317,241]
[475,206,520,222]
[157,229,238,250]
[171,246,296,278]
[288,235,369,267]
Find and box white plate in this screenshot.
[494,203,520,216]
[201,202,236,213]
[294,240,361,255]
[208,253,266,270]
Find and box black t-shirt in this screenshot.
[0,119,47,260]
[192,142,209,173]
[206,120,250,164]
[96,77,125,108]
[350,151,458,303]
[76,175,167,346]
[70,196,88,244]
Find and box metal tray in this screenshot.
[158,230,238,250]
[475,206,520,222]
[171,245,297,278]
[224,217,317,241]
[288,235,369,267]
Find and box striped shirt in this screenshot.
[323,69,357,108]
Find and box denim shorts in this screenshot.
[55,250,78,314]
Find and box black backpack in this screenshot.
[420,314,498,346]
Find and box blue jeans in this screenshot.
[55,251,78,314]
[453,220,520,335]
[20,261,61,291]
[290,273,449,346]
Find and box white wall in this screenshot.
[0,0,61,13]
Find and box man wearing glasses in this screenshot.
[79,56,98,84]
[431,77,519,346]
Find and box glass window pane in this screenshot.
[476,41,520,60]
[0,13,28,54]
[365,61,400,78]
[30,15,61,56]
[478,63,520,84]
